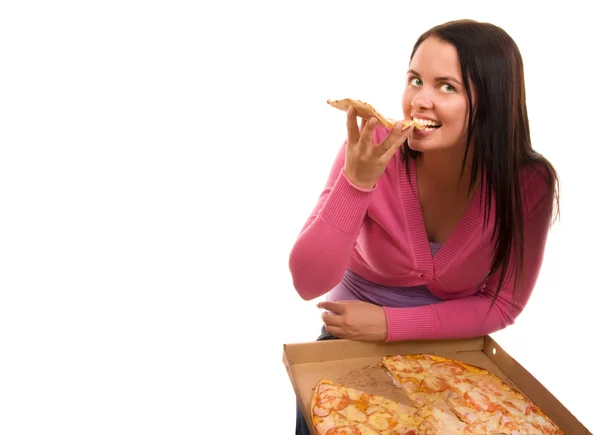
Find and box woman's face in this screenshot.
[402,37,473,153]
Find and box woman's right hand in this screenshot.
[343,107,413,189]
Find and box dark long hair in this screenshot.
[402,19,560,311]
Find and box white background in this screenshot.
[1,0,598,433]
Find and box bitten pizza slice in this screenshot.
[326,98,421,131]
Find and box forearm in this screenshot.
[289,170,374,300]
[383,292,518,341]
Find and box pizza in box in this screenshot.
[310,354,562,434]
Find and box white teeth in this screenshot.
[412,117,441,127]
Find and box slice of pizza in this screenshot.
[379,354,491,433]
[326,98,419,131]
[381,354,455,408]
[310,378,424,434]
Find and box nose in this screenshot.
[411,91,434,110]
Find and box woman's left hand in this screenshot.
[317,300,388,341]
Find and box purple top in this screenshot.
[326,242,444,308]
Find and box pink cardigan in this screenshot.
[288,126,554,341]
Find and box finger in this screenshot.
[317,300,347,314]
[358,117,378,150]
[381,134,409,162]
[346,107,360,145]
[377,123,413,157]
[321,311,344,327]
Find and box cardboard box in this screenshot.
[283,335,591,434]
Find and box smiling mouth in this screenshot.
[402,118,442,131]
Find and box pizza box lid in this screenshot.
[282,335,591,434]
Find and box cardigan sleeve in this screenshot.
[383,171,555,341]
[288,142,375,301]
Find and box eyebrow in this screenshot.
[407,69,463,86]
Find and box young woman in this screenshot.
[289,18,559,434]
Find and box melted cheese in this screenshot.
[339,404,366,423]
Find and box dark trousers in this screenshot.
[295,326,338,435]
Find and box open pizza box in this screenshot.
[283,335,591,434]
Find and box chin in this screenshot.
[406,138,433,152]
[407,130,456,153]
